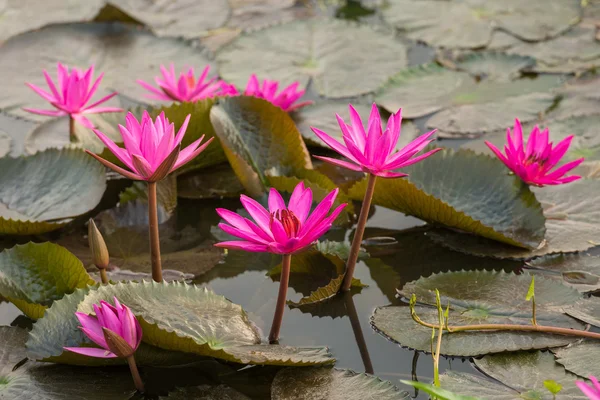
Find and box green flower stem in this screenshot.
[69,116,76,142]
[147,181,163,283]
[344,291,374,374]
[99,269,108,285]
[341,173,377,292]
[126,355,145,393]
[269,253,292,343]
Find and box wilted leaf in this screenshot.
[288,273,365,309]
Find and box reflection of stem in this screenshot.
[269,254,292,343]
[410,296,600,340]
[99,269,108,285]
[69,115,76,142]
[341,173,377,293]
[147,182,163,283]
[344,291,374,374]
[126,355,145,393]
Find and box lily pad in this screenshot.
[554,340,600,379]
[102,0,230,38]
[429,179,600,259]
[381,0,581,49]
[287,273,365,309]
[440,351,587,399]
[0,22,214,120]
[0,326,28,375]
[400,380,478,400]
[162,385,251,400]
[0,149,106,235]
[271,368,410,400]
[563,297,600,328]
[526,253,600,293]
[177,164,244,199]
[210,96,312,196]
[0,130,11,158]
[372,271,584,356]
[0,242,94,320]
[216,18,407,98]
[348,149,546,249]
[441,52,535,81]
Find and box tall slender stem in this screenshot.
[341,173,377,292]
[99,269,108,285]
[69,115,76,142]
[147,182,162,283]
[126,355,145,393]
[344,292,374,374]
[269,254,292,343]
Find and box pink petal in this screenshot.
[485,141,512,168]
[311,127,359,163]
[288,183,312,223]
[313,155,363,172]
[64,347,118,358]
[347,104,367,150]
[92,129,135,171]
[268,188,287,213]
[219,223,269,244]
[171,137,213,172]
[545,158,585,180]
[173,114,191,147]
[214,241,269,252]
[299,188,338,236]
[84,92,118,111]
[81,106,123,114]
[240,195,271,234]
[26,82,57,103]
[383,147,441,170]
[22,108,66,117]
[375,171,409,178]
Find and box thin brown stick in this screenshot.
[340,173,377,292]
[269,254,292,343]
[344,291,374,374]
[99,269,108,285]
[147,182,162,283]
[126,355,145,393]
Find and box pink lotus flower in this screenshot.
[24,63,122,128]
[485,119,584,186]
[222,74,312,112]
[64,297,142,359]
[87,110,213,182]
[215,182,346,254]
[311,103,441,178]
[137,64,227,103]
[577,376,600,399]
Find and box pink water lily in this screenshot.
[311,103,441,178]
[64,297,142,359]
[223,74,312,112]
[577,376,600,399]
[216,182,346,255]
[24,63,122,128]
[485,119,584,186]
[137,64,227,103]
[87,110,213,182]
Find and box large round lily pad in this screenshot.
[271,368,410,400]
[0,149,106,235]
[0,22,214,120]
[441,52,535,82]
[440,351,587,399]
[349,149,546,249]
[216,18,408,98]
[372,271,584,356]
[381,0,581,49]
[527,253,600,293]
[554,340,600,379]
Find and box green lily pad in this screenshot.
[0,242,94,320]
[0,326,28,375]
[508,25,600,74]
[216,18,407,98]
[372,271,584,356]
[0,149,106,235]
[428,178,600,259]
[101,0,230,38]
[381,0,581,49]
[440,351,586,399]
[554,340,600,379]
[400,380,478,400]
[0,22,213,120]
[526,253,600,293]
[271,368,410,400]
[210,96,312,196]
[441,52,535,81]
[0,130,12,158]
[348,149,546,249]
[162,385,251,400]
[177,164,244,199]
[563,297,600,328]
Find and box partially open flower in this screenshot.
[64,297,142,359]
[485,119,584,186]
[24,63,122,128]
[87,110,213,182]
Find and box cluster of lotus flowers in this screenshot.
[25,62,586,394]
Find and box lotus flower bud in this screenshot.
[102,327,135,358]
[88,218,109,270]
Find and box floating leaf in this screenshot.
[400,380,478,400]
[0,23,213,120]
[428,179,600,259]
[90,266,194,284]
[0,242,94,320]
[372,271,583,356]
[162,385,251,400]
[271,368,410,400]
[553,340,600,378]
[439,352,586,399]
[442,52,535,81]
[526,253,600,293]
[348,149,546,249]
[101,0,230,38]
[177,164,244,199]
[0,326,28,374]
[210,96,312,196]
[563,297,600,329]
[216,18,407,98]
[381,0,581,49]
[0,149,106,235]
[288,273,365,309]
